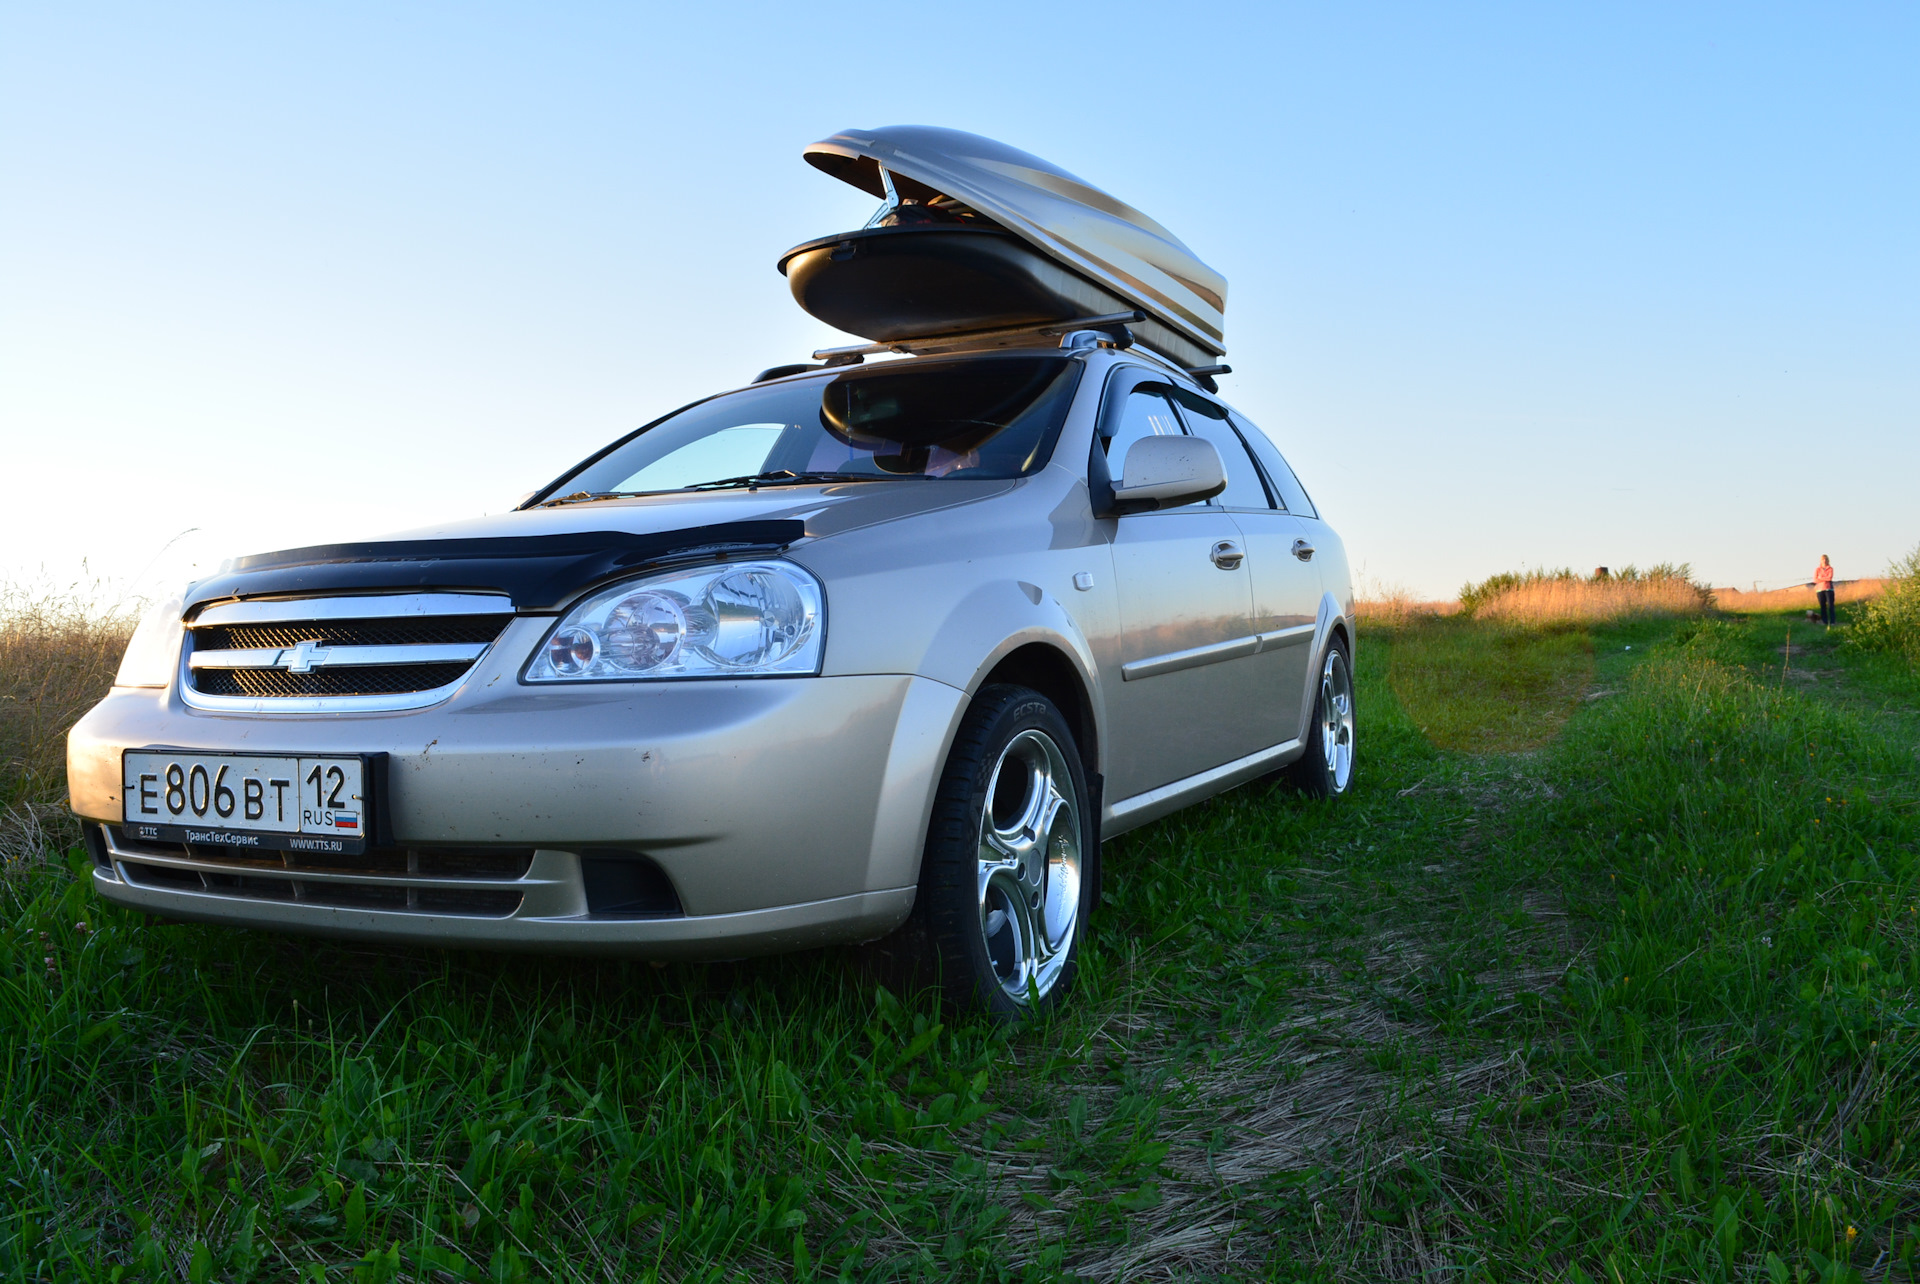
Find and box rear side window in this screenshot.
[1233,413,1318,518]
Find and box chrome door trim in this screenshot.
[192,593,514,626]
[1106,737,1303,828]
[189,643,490,671]
[1255,623,1316,650]
[1120,633,1259,682]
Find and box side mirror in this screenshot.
[1111,436,1226,513]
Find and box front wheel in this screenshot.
[906,685,1093,1018]
[1288,637,1356,798]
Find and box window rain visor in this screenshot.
[548,356,1081,499]
[524,561,824,682]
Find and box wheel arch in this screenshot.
[1292,593,1356,746]
[1328,617,1353,658]
[973,641,1100,783]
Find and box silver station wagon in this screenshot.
[69,126,1355,1015]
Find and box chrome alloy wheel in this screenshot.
[975,728,1083,1005]
[1318,647,1356,793]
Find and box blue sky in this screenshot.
[2,3,1914,599]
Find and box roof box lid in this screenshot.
[804,126,1226,358]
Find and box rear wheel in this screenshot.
[906,684,1093,1018]
[1288,637,1355,798]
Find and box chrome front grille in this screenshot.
[193,663,475,698]
[194,616,508,650]
[182,593,515,712]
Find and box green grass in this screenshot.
[1388,617,1594,751]
[4,610,1918,1280]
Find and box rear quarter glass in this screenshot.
[1233,413,1317,518]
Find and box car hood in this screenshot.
[182,480,1016,612]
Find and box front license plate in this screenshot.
[121,751,371,855]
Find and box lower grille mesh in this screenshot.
[120,861,525,917]
[110,831,534,918]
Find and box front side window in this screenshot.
[1102,388,1186,472]
[546,356,1083,501]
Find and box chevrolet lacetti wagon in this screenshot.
[68,126,1355,1016]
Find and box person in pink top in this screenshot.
[1814,554,1836,626]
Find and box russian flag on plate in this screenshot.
[333,812,361,830]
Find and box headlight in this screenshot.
[115,593,186,688]
[524,560,824,682]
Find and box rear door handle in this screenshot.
[1292,538,1316,562]
[1210,539,1245,569]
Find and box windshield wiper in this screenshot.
[683,470,931,491]
[537,490,631,507]
[539,471,931,506]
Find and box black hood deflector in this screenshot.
[183,521,807,614]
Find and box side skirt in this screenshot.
[1101,739,1303,837]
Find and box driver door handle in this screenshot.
[1210,539,1245,570]
[1292,538,1316,562]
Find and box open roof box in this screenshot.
[779,126,1227,370]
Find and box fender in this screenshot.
[856,578,1108,898]
[924,577,1107,770]
[938,583,1101,692]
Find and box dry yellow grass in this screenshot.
[1711,578,1886,614]
[1474,575,1710,626]
[1,586,132,862]
[1353,591,1462,629]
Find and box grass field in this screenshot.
[1712,581,1888,616]
[4,599,1919,1281]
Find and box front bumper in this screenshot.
[69,669,967,957]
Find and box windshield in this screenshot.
[544,356,1082,501]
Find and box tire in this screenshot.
[904,684,1094,1019]
[1287,636,1356,798]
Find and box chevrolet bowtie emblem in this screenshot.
[281,639,329,672]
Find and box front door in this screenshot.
[1099,386,1263,801]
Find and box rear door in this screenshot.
[1221,410,1328,744]
[1097,377,1264,800]
[1173,397,1324,747]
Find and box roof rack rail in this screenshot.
[1186,362,1231,392]
[812,310,1148,365]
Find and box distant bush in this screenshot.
[1846,543,1920,665]
[1459,564,1711,625]
[1458,570,1549,617]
